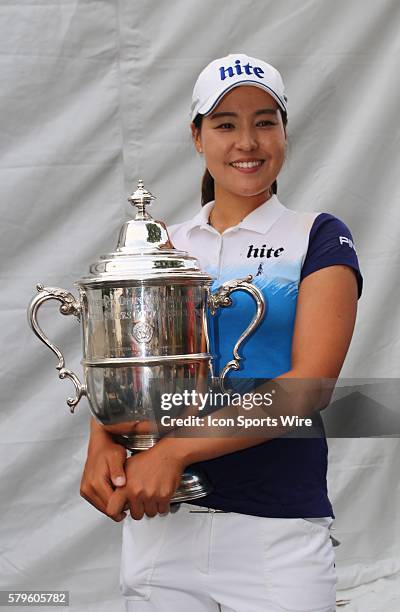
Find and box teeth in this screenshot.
[231,161,263,168]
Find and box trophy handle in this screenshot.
[27,284,87,413]
[208,275,266,391]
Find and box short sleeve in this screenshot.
[300,213,363,299]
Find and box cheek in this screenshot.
[202,140,227,173]
[276,144,286,167]
[268,138,286,167]
[201,129,230,158]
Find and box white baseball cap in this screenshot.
[190,53,287,122]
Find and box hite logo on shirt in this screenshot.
[339,236,357,252]
[219,58,265,81]
[247,244,285,258]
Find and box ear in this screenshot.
[191,122,203,154]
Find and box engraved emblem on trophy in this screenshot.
[27,180,266,502]
[131,321,153,344]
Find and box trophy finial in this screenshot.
[127,179,156,220]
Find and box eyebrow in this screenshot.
[208,108,278,120]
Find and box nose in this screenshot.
[235,127,258,151]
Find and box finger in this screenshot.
[96,476,117,507]
[82,489,126,522]
[106,488,128,520]
[157,500,171,515]
[128,497,145,521]
[143,499,159,518]
[80,489,107,515]
[107,449,128,488]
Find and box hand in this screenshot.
[80,429,128,522]
[106,444,185,521]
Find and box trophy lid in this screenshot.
[78,180,212,286]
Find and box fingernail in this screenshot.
[114,476,125,486]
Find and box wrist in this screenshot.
[89,418,115,446]
[150,436,192,469]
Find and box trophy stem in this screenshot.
[113,433,160,451]
[112,434,212,503]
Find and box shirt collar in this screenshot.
[186,195,286,235]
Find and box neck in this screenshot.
[209,186,273,233]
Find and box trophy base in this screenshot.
[113,433,213,503]
[169,466,212,503]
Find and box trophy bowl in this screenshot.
[27,180,265,502]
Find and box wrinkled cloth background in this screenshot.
[0,1,399,610]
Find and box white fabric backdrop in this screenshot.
[0,1,399,610]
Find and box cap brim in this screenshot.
[197,80,287,118]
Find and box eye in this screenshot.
[215,122,234,129]
[257,120,275,127]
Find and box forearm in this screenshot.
[90,416,104,434]
[156,369,336,466]
[155,431,266,467]
[88,416,116,450]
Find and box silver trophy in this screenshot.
[27,180,265,502]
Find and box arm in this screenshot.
[107,264,359,519]
[156,264,359,463]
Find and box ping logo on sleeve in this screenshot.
[339,236,357,252]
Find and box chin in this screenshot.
[234,184,271,198]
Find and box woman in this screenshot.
[80,53,363,611]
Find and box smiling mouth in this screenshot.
[229,160,265,169]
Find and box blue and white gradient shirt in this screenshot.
[168,195,363,518]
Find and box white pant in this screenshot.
[120,503,337,612]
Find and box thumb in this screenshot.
[108,452,127,487]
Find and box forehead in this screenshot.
[210,85,279,114]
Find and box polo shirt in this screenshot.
[168,195,363,518]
